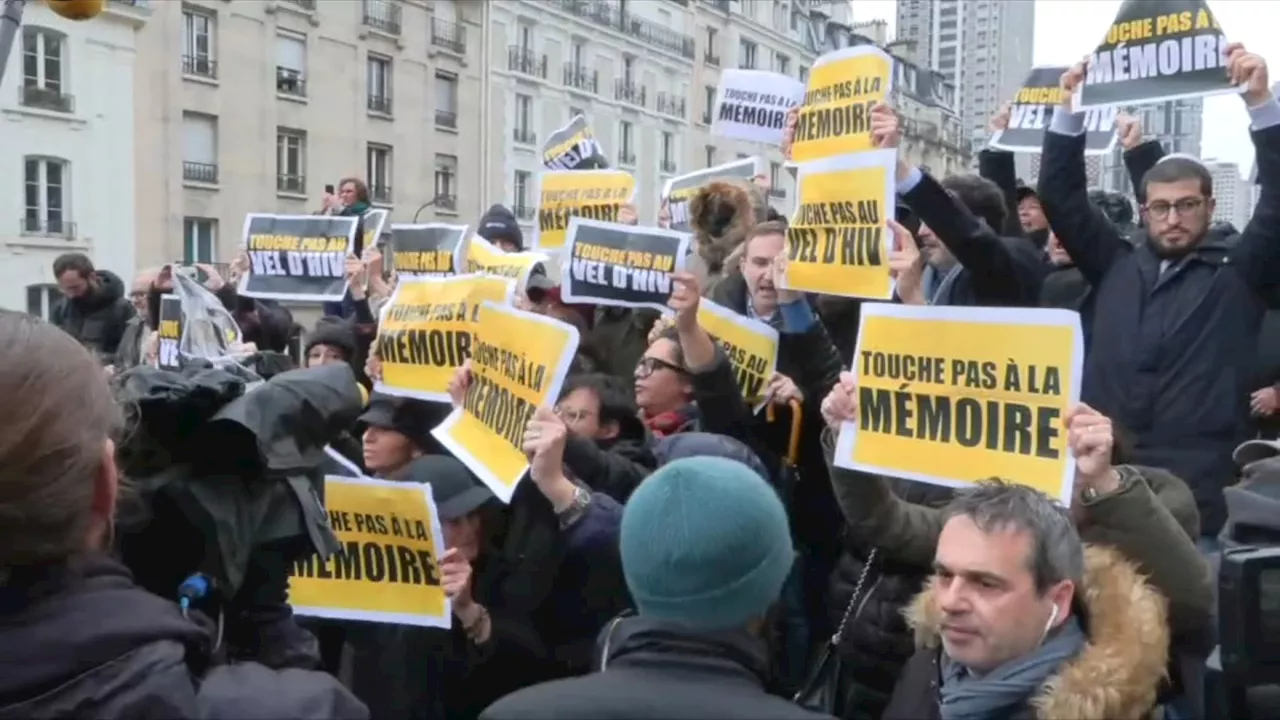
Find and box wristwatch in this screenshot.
[557,485,592,530]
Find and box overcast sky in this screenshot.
[850,0,1274,175]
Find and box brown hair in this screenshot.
[52,252,94,279]
[339,177,370,204]
[0,311,123,568]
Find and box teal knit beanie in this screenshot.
[620,456,794,631]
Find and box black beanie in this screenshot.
[477,204,524,250]
[305,316,358,361]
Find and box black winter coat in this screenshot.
[0,556,366,720]
[902,171,1045,308]
[562,411,656,503]
[51,269,135,362]
[828,479,953,720]
[1038,119,1280,535]
[480,617,838,720]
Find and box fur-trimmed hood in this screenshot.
[904,544,1169,720]
[688,179,768,280]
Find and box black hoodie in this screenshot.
[50,269,135,362]
[0,555,367,720]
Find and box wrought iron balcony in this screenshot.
[508,46,548,79]
[656,92,686,119]
[614,80,646,107]
[183,162,219,184]
[563,63,598,94]
[431,18,466,54]
[19,85,73,113]
[276,67,306,97]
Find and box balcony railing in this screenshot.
[367,94,393,115]
[563,63,598,94]
[20,217,76,238]
[183,162,219,184]
[660,159,677,174]
[278,174,306,194]
[618,151,636,166]
[656,92,686,119]
[514,127,537,145]
[507,46,547,80]
[430,18,466,54]
[182,54,217,80]
[19,85,73,113]
[704,51,720,66]
[276,67,306,97]
[279,0,315,9]
[614,80,646,107]
[513,204,535,220]
[371,184,393,203]
[435,193,457,211]
[362,0,402,34]
[549,0,695,59]
[435,110,457,129]
[708,0,730,11]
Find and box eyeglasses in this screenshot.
[554,406,595,424]
[635,356,687,378]
[1145,198,1204,220]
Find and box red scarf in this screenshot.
[643,408,694,438]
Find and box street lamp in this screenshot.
[0,1,104,85]
[412,194,455,223]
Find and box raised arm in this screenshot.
[1037,62,1130,285]
[1223,46,1280,297]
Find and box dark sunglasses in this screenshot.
[636,356,687,378]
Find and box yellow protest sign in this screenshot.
[791,45,893,163]
[374,274,517,403]
[786,150,896,299]
[289,475,450,628]
[432,302,580,502]
[697,298,779,411]
[533,169,636,252]
[834,303,1084,504]
[464,235,548,292]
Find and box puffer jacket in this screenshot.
[51,269,136,363]
[827,479,953,720]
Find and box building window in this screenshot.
[703,26,718,64]
[181,112,218,185]
[22,28,63,91]
[434,154,457,210]
[517,23,532,53]
[703,84,715,124]
[739,39,757,69]
[799,64,809,83]
[367,143,393,203]
[182,10,216,78]
[366,54,392,114]
[183,217,217,263]
[705,144,716,168]
[623,55,635,85]
[276,127,306,194]
[515,94,534,144]
[770,161,784,197]
[22,156,69,236]
[619,120,634,165]
[661,131,676,173]
[275,31,306,97]
[775,52,790,75]
[435,71,458,129]
[21,28,71,112]
[26,284,60,321]
[513,170,532,218]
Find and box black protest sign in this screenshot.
[1076,0,1235,110]
[543,114,609,171]
[157,294,183,371]
[990,67,1118,155]
[561,218,691,312]
[238,214,357,302]
[390,223,468,277]
[662,157,761,233]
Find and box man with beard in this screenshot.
[49,252,135,364]
[1038,44,1280,550]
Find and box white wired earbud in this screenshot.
[1039,603,1061,645]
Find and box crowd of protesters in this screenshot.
[0,43,1277,720]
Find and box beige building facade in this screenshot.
[133,0,485,269]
